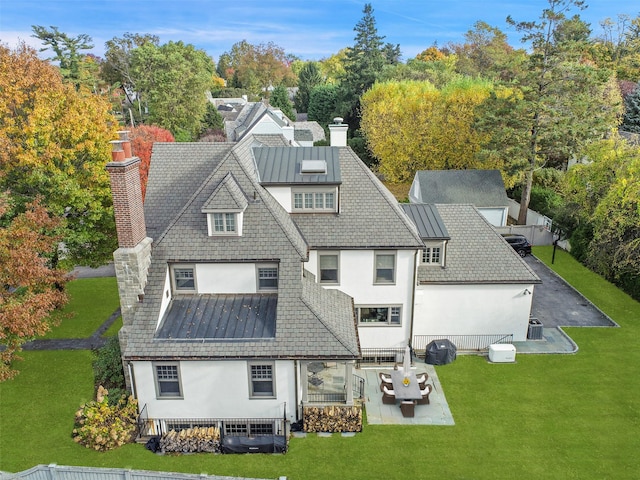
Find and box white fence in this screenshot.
[494,199,555,246]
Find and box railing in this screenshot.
[412,334,514,354]
[352,374,365,399]
[307,392,347,404]
[357,347,406,367]
[136,414,286,438]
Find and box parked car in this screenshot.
[501,234,532,257]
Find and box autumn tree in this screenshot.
[0,196,68,380]
[448,21,526,81]
[0,43,117,268]
[223,40,296,95]
[478,0,622,224]
[361,78,494,182]
[559,138,640,300]
[130,41,215,140]
[128,125,175,200]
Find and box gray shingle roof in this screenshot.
[293,121,326,142]
[399,204,449,239]
[416,204,541,285]
[254,146,341,184]
[413,170,509,206]
[125,135,360,360]
[201,172,249,211]
[292,148,424,249]
[144,143,233,238]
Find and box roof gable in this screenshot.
[201,172,248,212]
[413,170,509,206]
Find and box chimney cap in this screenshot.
[109,140,124,151]
[333,117,344,124]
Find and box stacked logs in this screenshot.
[159,426,221,453]
[303,405,362,433]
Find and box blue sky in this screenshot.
[0,0,636,62]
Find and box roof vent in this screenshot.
[301,159,327,174]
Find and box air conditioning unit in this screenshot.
[488,344,516,363]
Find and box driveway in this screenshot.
[524,255,617,329]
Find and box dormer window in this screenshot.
[422,241,446,266]
[205,211,244,236]
[292,187,337,212]
[213,213,236,233]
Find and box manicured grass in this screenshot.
[102,315,123,337]
[45,277,120,339]
[2,248,640,478]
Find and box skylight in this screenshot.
[300,160,327,174]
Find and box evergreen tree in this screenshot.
[339,3,390,131]
[270,84,296,121]
[622,82,640,133]
[294,62,323,113]
[308,84,339,128]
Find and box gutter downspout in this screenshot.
[409,248,419,350]
[127,362,137,399]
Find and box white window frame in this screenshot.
[356,306,402,326]
[421,241,446,266]
[318,251,340,284]
[207,211,242,236]
[257,264,278,291]
[248,362,275,398]
[374,251,396,284]
[171,265,196,292]
[292,187,338,212]
[153,362,183,399]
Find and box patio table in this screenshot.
[390,370,421,400]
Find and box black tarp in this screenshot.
[425,339,457,365]
[221,435,287,454]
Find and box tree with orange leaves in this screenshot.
[128,125,175,200]
[0,196,68,380]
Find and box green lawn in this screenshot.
[1,248,639,479]
[45,277,120,339]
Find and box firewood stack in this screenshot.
[303,405,362,433]
[159,426,221,453]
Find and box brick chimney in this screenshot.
[329,117,348,147]
[106,131,146,248]
[106,131,153,391]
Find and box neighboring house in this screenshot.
[400,203,540,345]
[409,170,510,227]
[224,101,324,146]
[106,126,538,434]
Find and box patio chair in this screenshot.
[416,384,433,405]
[379,372,393,391]
[400,400,416,418]
[415,372,428,388]
[382,385,396,405]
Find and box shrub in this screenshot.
[92,336,125,403]
[72,386,138,451]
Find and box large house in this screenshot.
[106,125,538,435]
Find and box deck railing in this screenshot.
[412,334,514,354]
[136,410,286,439]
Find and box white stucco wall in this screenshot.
[479,207,509,227]
[132,360,297,422]
[305,249,417,349]
[264,186,293,212]
[413,283,534,341]
[195,263,258,293]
